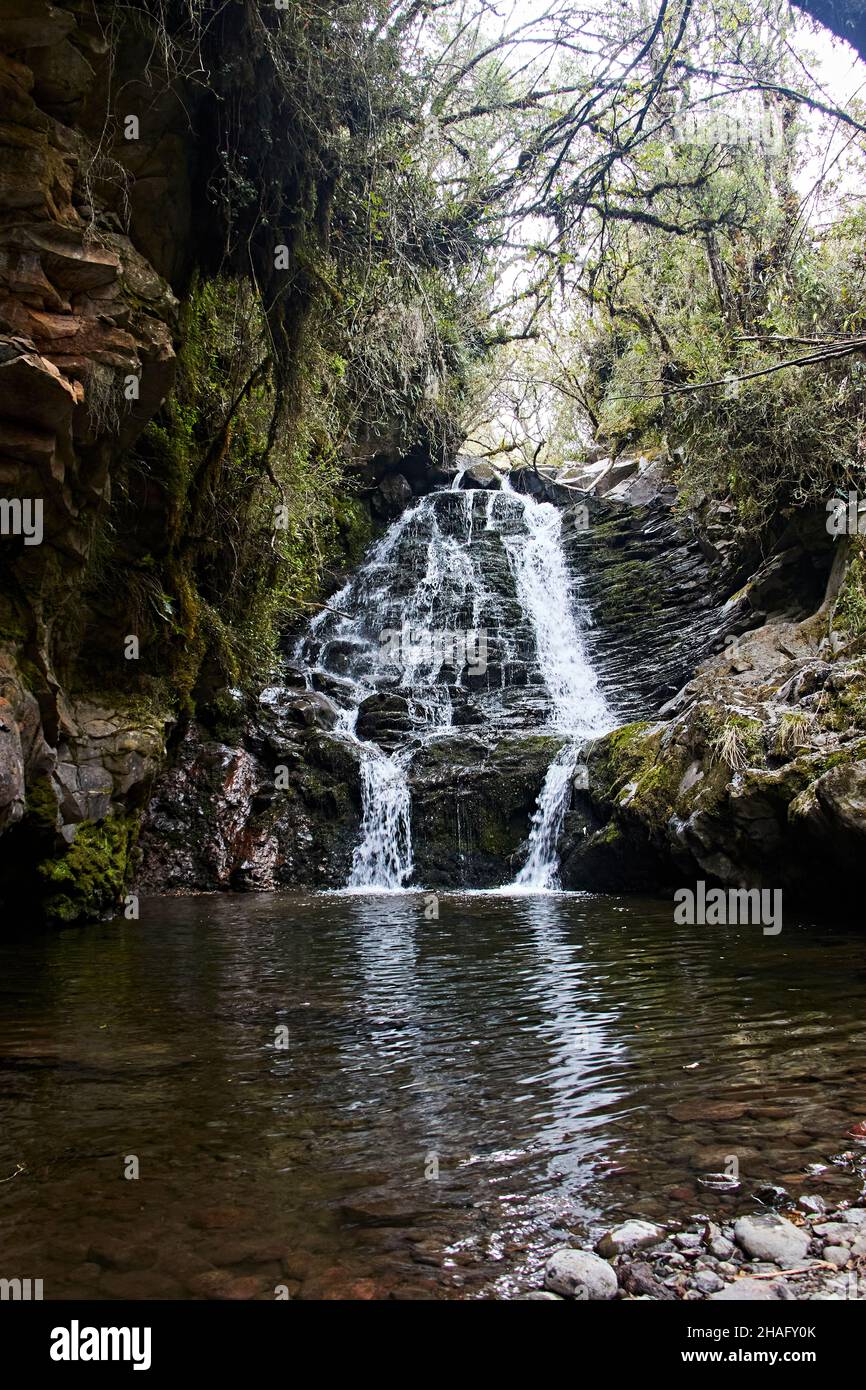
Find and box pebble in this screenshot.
[529,1192,866,1304]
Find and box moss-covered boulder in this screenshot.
[37,815,140,925]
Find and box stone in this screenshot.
[596,1220,665,1258]
[668,1099,749,1122]
[459,460,502,490]
[812,1222,862,1245]
[86,1237,157,1272]
[371,471,413,518]
[822,1246,850,1267]
[693,1269,724,1294]
[798,1195,826,1216]
[543,1248,618,1300]
[710,1278,789,1301]
[733,1214,809,1266]
[619,1261,676,1299]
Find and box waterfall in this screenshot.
[294,479,613,890]
[500,478,610,737]
[512,745,580,890]
[348,747,413,890]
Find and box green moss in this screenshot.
[476,807,517,856]
[24,774,59,833]
[590,719,655,795]
[833,539,866,642]
[330,497,374,567]
[37,815,140,925]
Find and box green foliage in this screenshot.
[833,537,866,641]
[37,816,139,925]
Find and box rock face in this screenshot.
[0,3,181,921]
[557,569,866,903]
[553,458,865,907]
[138,687,363,893]
[409,733,567,887]
[560,490,724,718]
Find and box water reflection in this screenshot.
[0,891,864,1300]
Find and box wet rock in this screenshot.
[459,461,502,490]
[517,1290,564,1300]
[596,1220,665,1258]
[668,1099,749,1123]
[189,1206,251,1232]
[798,1195,826,1216]
[185,1269,263,1300]
[409,733,565,888]
[733,1214,809,1266]
[372,472,413,518]
[355,693,414,746]
[543,1248,618,1300]
[753,1184,789,1208]
[86,1237,157,1272]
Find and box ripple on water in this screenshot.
[0,890,865,1299]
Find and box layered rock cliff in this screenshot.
[0,0,462,922]
[0,1,179,921]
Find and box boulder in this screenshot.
[710,1278,790,1301]
[543,1248,617,1300]
[371,472,413,518]
[596,1220,665,1258]
[733,1214,809,1266]
[459,460,502,490]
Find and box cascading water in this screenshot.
[349,749,413,889]
[294,479,614,890]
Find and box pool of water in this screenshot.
[1,890,865,1299]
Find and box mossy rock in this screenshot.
[37,815,140,925]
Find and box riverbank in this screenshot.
[521,1194,866,1301]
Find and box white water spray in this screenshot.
[295,479,613,890]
